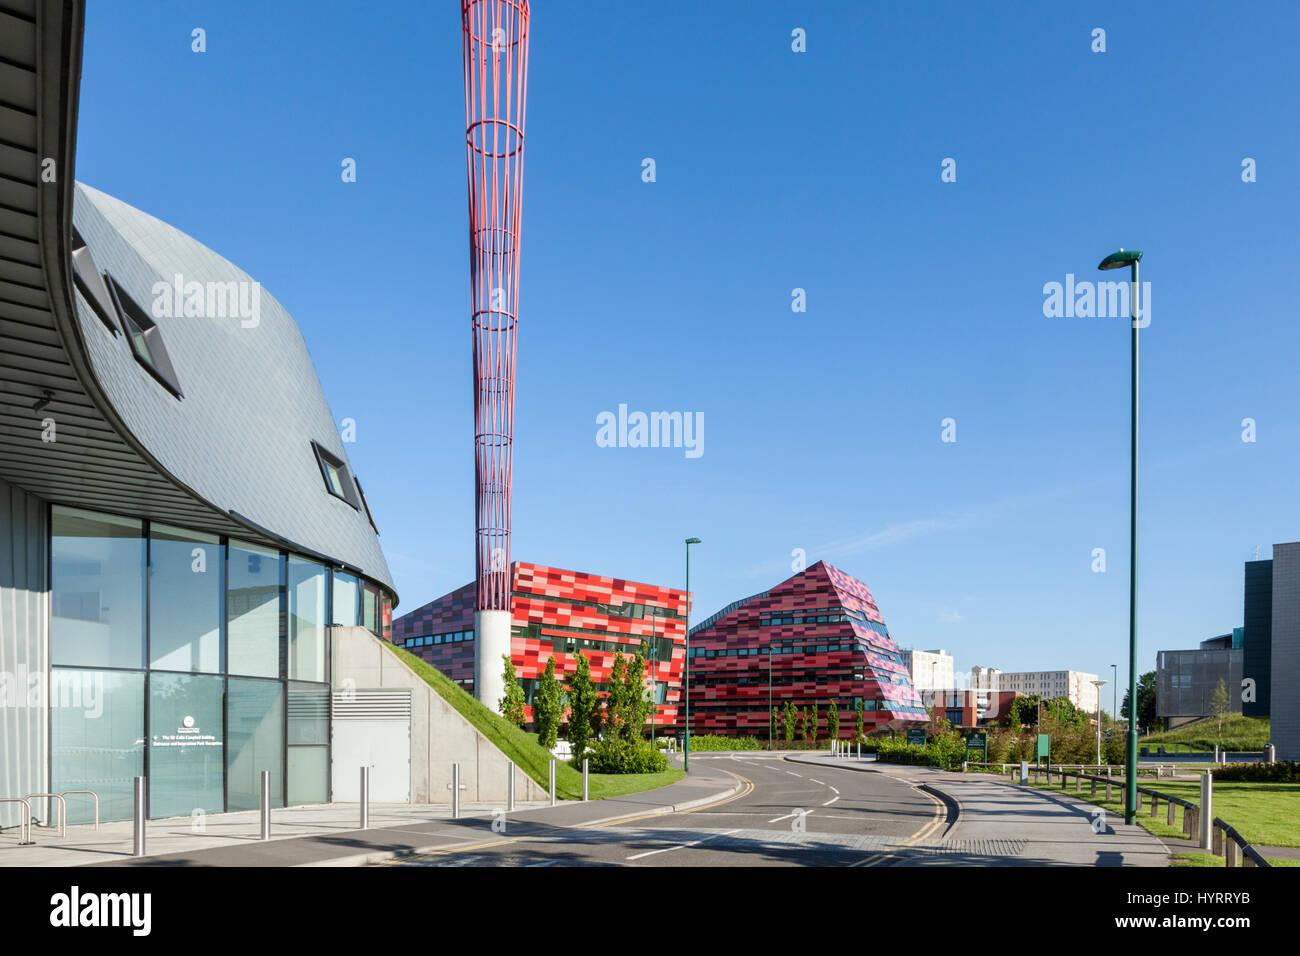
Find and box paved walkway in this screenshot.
[785,754,1170,866]
[0,759,740,867]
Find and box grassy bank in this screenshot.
[1141,714,1271,751]
[389,645,685,800]
[1020,775,1300,848]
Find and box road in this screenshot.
[387,753,948,867]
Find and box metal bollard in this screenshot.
[452,763,461,820]
[260,770,270,840]
[508,761,516,813]
[133,776,146,857]
[1200,772,1213,850]
[582,759,589,801]
[360,766,370,829]
[549,759,556,807]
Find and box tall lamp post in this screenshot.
[767,646,774,752]
[1092,679,1108,766]
[1098,248,1143,824]
[684,537,701,772]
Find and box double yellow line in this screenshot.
[404,769,754,860]
[852,782,947,867]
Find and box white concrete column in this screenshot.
[474,609,511,712]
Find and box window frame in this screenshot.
[310,441,361,509]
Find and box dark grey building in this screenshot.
[1,2,395,825]
[1270,544,1300,761]
[1155,646,1242,729]
[1242,559,1273,718]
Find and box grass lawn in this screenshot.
[389,645,685,801]
[1141,714,1271,752]
[1172,852,1300,868]
[1019,775,1300,848]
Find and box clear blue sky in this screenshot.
[73,2,1300,704]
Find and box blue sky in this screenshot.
[74,1,1299,706]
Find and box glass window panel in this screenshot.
[50,668,144,824]
[288,682,329,745]
[226,677,284,812]
[148,672,224,819]
[362,584,380,634]
[288,747,329,806]
[227,540,281,678]
[331,571,359,626]
[149,524,222,673]
[288,558,326,682]
[51,507,144,669]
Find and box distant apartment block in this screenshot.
[996,671,1101,714]
[901,648,955,690]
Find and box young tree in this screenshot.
[1120,671,1157,735]
[828,700,840,741]
[783,701,796,742]
[854,699,865,742]
[498,654,527,728]
[534,656,562,750]
[1210,678,1230,740]
[625,653,649,741]
[604,652,628,738]
[771,707,778,742]
[805,703,818,743]
[796,705,807,741]
[567,652,599,758]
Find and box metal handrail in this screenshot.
[24,793,67,840]
[0,798,33,845]
[59,790,100,831]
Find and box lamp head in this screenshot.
[685,537,701,545]
[1097,249,1143,271]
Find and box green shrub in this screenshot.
[1214,761,1300,783]
[583,737,668,774]
[689,735,762,752]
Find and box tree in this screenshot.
[771,707,778,742]
[783,701,796,741]
[1008,694,1043,729]
[625,653,650,741]
[1210,678,1230,741]
[604,652,629,738]
[498,654,527,728]
[854,699,864,742]
[534,656,562,749]
[796,706,807,741]
[567,652,599,759]
[1120,671,1157,734]
[805,703,818,743]
[828,700,840,741]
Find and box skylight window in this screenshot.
[106,276,183,397]
[311,441,360,509]
[70,229,121,334]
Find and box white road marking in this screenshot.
[786,771,802,777]
[822,796,840,807]
[767,809,815,824]
[810,779,825,785]
[829,786,839,794]
[625,828,741,861]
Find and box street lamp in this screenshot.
[684,537,701,772]
[1098,247,1143,824]
[1092,679,1108,766]
[767,645,774,752]
[1111,663,1118,728]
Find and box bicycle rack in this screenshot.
[59,790,100,832]
[0,798,33,845]
[24,793,67,840]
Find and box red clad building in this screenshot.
[682,561,927,738]
[389,562,688,731]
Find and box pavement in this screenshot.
[0,757,741,867]
[782,753,1170,866]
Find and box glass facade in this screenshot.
[46,505,388,822]
[51,507,145,669]
[149,524,222,673]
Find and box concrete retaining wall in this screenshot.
[331,626,548,804]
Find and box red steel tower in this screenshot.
[462,0,529,708]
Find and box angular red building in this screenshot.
[390,562,687,731]
[682,561,926,738]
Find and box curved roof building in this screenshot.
[1,1,395,824]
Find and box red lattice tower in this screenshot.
[463,0,528,614]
